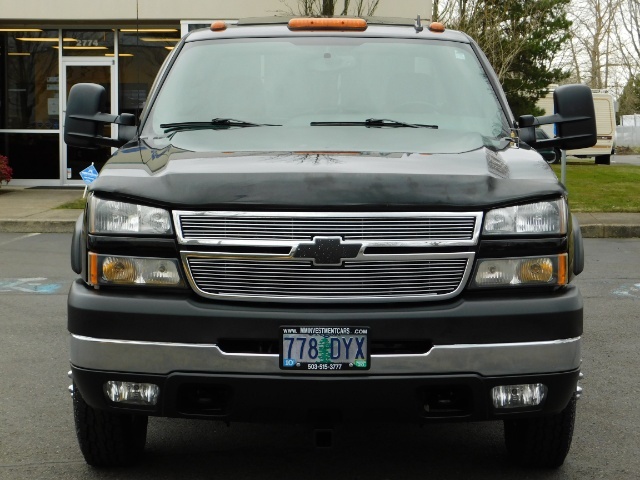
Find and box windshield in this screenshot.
[145,36,510,153]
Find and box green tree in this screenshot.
[443,0,572,118]
[617,75,640,122]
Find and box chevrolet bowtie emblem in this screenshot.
[293,236,362,266]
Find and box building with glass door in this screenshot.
[1,0,431,186]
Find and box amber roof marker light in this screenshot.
[429,22,446,33]
[288,18,368,31]
[210,21,227,32]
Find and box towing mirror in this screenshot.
[64,83,136,149]
[518,84,597,151]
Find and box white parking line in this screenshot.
[0,233,40,247]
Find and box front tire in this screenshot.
[595,155,611,165]
[504,394,577,468]
[73,383,148,467]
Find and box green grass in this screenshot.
[56,197,87,209]
[551,161,640,212]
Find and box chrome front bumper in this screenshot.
[70,334,581,377]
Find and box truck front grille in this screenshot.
[174,210,482,303]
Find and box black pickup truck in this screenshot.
[64,16,596,468]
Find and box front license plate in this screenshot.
[280,326,370,371]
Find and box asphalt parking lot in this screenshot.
[0,234,639,479]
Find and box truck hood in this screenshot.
[93,143,564,210]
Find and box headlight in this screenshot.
[89,253,184,287]
[88,195,173,235]
[470,254,567,288]
[483,199,567,235]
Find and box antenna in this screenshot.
[415,14,424,33]
[136,0,140,120]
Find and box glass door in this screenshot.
[61,59,115,184]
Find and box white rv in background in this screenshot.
[537,88,617,165]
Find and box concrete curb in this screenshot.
[579,224,640,239]
[0,219,79,234]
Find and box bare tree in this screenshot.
[351,0,381,16]
[567,0,623,89]
[609,1,640,114]
[617,0,640,75]
[279,0,380,16]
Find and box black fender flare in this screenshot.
[70,213,84,274]
[571,214,584,276]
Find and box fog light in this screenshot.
[104,381,160,406]
[491,384,547,409]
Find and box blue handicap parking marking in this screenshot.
[0,278,63,294]
[613,283,640,299]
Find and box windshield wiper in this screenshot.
[310,118,438,129]
[160,118,281,133]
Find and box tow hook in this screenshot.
[576,372,584,400]
[67,370,73,397]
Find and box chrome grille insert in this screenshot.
[174,211,481,302]
[174,211,482,246]
[182,253,474,303]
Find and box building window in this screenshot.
[0,30,60,180]
[0,132,59,179]
[0,30,60,130]
[118,28,179,117]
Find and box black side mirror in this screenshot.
[553,84,598,149]
[64,83,136,149]
[518,84,597,151]
[118,116,138,144]
[518,123,536,146]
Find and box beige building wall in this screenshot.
[0,0,432,22]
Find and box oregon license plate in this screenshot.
[280,326,370,371]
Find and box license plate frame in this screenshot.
[279,326,370,371]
